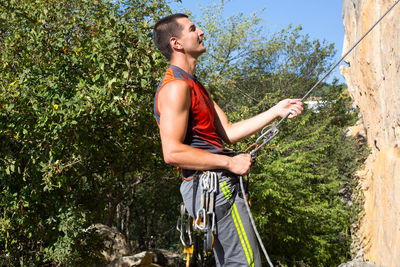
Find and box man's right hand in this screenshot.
[228,153,252,176]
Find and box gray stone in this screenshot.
[338,260,383,267]
[88,223,132,262]
[151,249,185,267]
[107,251,153,267]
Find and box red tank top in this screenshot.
[154,65,227,155]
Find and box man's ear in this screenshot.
[170,37,183,50]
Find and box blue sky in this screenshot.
[169,0,346,83]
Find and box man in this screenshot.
[153,13,303,267]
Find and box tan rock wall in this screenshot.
[341,0,400,266]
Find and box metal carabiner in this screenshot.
[201,171,210,191]
[250,125,280,158]
[207,210,216,232]
[176,204,192,247]
[195,208,207,231]
[209,171,217,193]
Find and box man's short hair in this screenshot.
[153,13,188,61]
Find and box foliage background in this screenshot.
[0,0,367,266]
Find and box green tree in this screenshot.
[0,0,176,265]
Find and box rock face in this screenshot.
[341,0,400,266]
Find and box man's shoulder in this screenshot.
[159,68,190,90]
[161,66,191,83]
[158,79,190,100]
[157,79,191,114]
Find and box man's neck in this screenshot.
[169,55,198,76]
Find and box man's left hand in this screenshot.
[274,99,304,119]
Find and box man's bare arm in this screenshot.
[213,99,304,144]
[158,80,252,175]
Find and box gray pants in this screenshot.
[180,171,262,267]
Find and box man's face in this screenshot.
[175,17,206,58]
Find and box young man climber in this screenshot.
[153,13,303,267]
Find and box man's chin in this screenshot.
[194,49,206,58]
[190,48,207,59]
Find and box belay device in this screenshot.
[176,1,400,266]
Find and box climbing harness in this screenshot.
[176,1,400,266]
